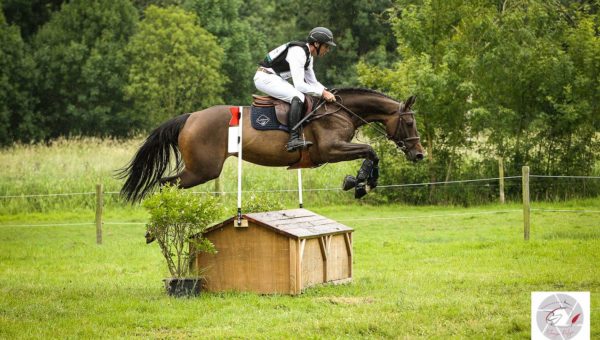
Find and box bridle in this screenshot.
[325,96,421,152]
[390,110,421,151]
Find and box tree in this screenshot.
[183,0,266,104]
[33,0,137,138]
[461,1,599,177]
[0,7,39,145]
[1,0,64,40]
[299,0,397,87]
[358,0,600,203]
[124,5,226,127]
[358,0,476,199]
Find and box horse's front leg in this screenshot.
[344,158,379,198]
[320,142,379,198]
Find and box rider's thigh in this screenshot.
[254,72,304,103]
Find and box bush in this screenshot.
[143,184,221,278]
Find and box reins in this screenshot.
[292,91,420,151]
[327,94,419,150]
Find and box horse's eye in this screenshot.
[407,121,414,127]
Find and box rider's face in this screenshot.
[318,43,330,57]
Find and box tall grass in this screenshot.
[2,137,599,214]
[0,137,362,214]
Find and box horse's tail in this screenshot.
[117,113,191,203]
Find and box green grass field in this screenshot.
[1,200,598,338]
[1,138,599,338]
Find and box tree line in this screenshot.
[1,0,599,202]
[1,0,395,144]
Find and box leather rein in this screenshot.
[310,95,420,151]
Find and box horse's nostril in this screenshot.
[415,153,424,161]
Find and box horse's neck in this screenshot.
[339,94,397,125]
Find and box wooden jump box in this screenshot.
[194,209,353,295]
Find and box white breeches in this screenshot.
[254,71,305,103]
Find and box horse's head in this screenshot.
[386,95,425,162]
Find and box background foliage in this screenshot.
[1,0,599,204]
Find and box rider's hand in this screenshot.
[322,90,336,102]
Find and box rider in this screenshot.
[254,27,337,152]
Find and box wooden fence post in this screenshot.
[498,157,505,204]
[522,166,530,241]
[95,183,103,245]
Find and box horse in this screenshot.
[118,87,425,202]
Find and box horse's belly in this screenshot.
[240,130,301,167]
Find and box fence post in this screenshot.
[498,157,505,204]
[95,183,103,245]
[522,166,530,241]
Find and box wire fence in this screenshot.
[2,207,599,228]
[3,174,597,198]
[1,173,599,234]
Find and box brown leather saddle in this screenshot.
[251,95,318,169]
[251,95,315,126]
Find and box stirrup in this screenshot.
[286,139,313,152]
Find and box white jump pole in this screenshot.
[237,106,244,226]
[297,169,303,208]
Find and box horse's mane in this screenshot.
[334,87,400,102]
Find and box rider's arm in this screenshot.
[286,46,325,97]
[304,58,325,89]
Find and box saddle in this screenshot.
[251,95,317,169]
[251,95,314,127]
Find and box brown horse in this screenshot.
[119,88,424,202]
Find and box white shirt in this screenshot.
[265,44,326,97]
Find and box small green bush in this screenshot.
[143,184,221,278]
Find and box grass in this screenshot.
[1,138,599,337]
[0,137,361,214]
[1,200,599,338]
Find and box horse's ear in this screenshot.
[405,95,416,111]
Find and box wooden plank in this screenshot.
[344,233,353,278]
[198,222,290,294]
[318,237,328,282]
[301,239,324,288]
[318,237,328,260]
[296,239,304,293]
[344,233,353,258]
[289,238,297,294]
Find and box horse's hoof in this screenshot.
[355,183,368,199]
[342,175,357,191]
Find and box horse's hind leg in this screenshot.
[159,154,227,189]
[159,165,223,189]
[159,169,202,188]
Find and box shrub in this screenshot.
[143,184,221,278]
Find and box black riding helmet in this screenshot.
[307,27,336,47]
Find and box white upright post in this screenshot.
[297,169,303,208]
[237,106,244,226]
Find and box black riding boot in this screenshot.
[286,97,313,152]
